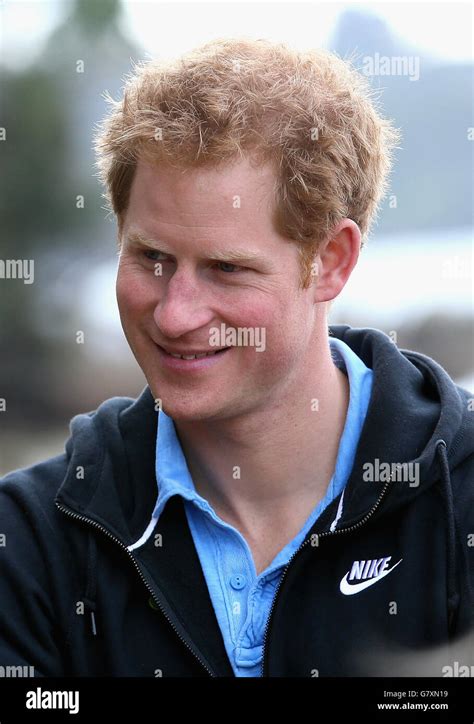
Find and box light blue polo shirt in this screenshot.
[152,337,373,676]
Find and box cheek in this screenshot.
[116,266,155,318]
[229,291,305,367]
[269,299,311,364]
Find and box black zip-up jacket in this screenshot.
[0,325,473,677]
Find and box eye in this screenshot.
[216,261,242,273]
[143,250,168,262]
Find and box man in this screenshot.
[0,38,473,678]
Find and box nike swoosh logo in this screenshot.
[339,559,403,595]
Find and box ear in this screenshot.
[312,219,361,303]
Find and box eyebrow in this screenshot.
[124,231,267,266]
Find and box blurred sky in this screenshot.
[1,0,473,69]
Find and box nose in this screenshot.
[153,266,214,340]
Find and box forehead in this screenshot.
[126,155,278,221]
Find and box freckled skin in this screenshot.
[116,156,358,424]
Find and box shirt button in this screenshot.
[230,574,247,590]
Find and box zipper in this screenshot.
[260,479,392,676]
[55,501,215,677]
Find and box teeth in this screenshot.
[168,350,224,360]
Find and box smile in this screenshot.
[167,350,226,360]
[155,343,231,371]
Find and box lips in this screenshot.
[157,344,229,360]
[155,342,231,372]
[166,349,227,360]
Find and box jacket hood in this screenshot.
[55,324,473,638]
[328,325,469,519]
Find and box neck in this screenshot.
[174,326,349,532]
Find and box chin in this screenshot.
[160,402,225,423]
[144,382,216,420]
